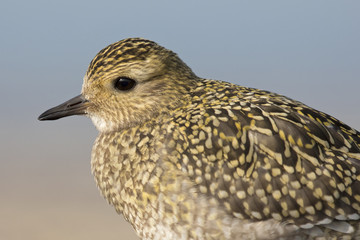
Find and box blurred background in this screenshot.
[1,1,359,239]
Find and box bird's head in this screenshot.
[38,38,197,132]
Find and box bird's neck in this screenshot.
[90,113,175,222]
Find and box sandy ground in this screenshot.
[1,194,139,240]
[0,179,138,240]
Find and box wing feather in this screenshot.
[170,82,360,229]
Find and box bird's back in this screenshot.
[168,78,360,238]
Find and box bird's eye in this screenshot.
[114,77,136,91]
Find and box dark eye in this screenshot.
[114,77,136,91]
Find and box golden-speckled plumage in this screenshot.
[39,38,360,239]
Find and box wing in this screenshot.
[170,80,360,230]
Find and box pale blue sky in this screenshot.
[1,1,359,239]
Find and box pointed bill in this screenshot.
[38,94,89,121]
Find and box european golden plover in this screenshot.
[39,38,360,239]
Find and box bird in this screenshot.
[38,38,360,240]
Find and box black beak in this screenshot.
[38,94,89,121]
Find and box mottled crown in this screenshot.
[85,38,196,82]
